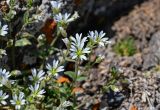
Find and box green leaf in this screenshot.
[27,0,33,8]
[15,38,31,47]
[23,11,29,24]
[110,85,119,92]
[10,70,21,76]
[111,67,118,78]
[21,32,33,38]
[64,71,76,80]
[76,76,87,82]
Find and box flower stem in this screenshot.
[9,23,15,69]
[75,59,79,83]
[73,58,79,107]
[50,31,60,47]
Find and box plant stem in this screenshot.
[84,45,94,71]
[40,30,60,69]
[74,58,79,84]
[72,58,79,107]
[9,23,15,69]
[50,31,60,47]
[12,37,15,68]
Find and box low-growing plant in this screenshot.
[102,66,129,94]
[0,0,110,109]
[113,36,136,56]
[102,67,121,92]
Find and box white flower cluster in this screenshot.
[63,30,110,61]
[28,68,46,99]
[0,61,64,109]
[88,30,111,47]
[50,0,79,36]
[0,69,26,110]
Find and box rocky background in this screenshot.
[69,0,160,110]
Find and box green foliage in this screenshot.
[15,38,31,47]
[76,75,87,82]
[64,71,76,81]
[102,66,129,93]
[102,67,120,92]
[64,71,86,82]
[113,36,137,56]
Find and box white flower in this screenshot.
[0,90,9,105]
[50,1,62,10]
[29,83,45,98]
[46,60,64,76]
[0,68,10,79]
[0,68,10,87]
[88,30,111,47]
[10,92,26,110]
[29,69,45,83]
[54,12,79,24]
[70,33,90,61]
[0,22,8,36]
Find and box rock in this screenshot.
[101,89,125,109]
[119,57,132,67]
[112,0,160,42]
[131,53,143,69]
[82,81,92,89]
[142,31,160,70]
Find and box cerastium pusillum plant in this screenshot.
[0,0,111,109]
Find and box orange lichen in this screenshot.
[72,87,84,94]
[130,104,138,110]
[57,76,71,83]
[41,18,57,44]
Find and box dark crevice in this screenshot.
[68,0,148,37]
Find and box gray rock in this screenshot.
[82,81,92,89]
[142,31,160,70]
